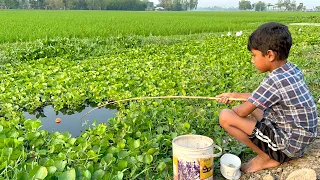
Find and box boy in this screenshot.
[216,22,318,173]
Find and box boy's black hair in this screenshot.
[247,22,292,60]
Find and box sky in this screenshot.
[150,0,319,9]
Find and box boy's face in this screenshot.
[250,49,270,73]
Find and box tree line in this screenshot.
[158,0,198,11]
[1,0,317,11]
[0,0,153,10]
[239,0,320,11]
[0,0,198,10]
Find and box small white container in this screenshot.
[220,153,241,180]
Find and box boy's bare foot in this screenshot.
[240,155,280,173]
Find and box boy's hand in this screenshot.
[216,93,237,104]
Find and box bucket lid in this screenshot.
[172,134,214,151]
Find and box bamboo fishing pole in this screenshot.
[80,95,247,120]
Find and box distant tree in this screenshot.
[172,0,182,11]
[159,0,198,11]
[76,0,87,10]
[190,0,198,10]
[18,0,29,9]
[315,6,320,11]
[159,0,172,10]
[267,3,273,11]
[146,1,154,10]
[275,0,283,11]
[238,0,252,10]
[45,0,64,9]
[283,0,289,10]
[3,0,19,8]
[290,0,296,11]
[29,0,45,9]
[255,1,266,11]
[283,0,296,11]
[0,0,161,10]
[296,2,303,11]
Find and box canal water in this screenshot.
[23,105,117,137]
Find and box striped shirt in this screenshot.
[248,62,318,158]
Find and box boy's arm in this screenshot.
[216,93,252,104]
[216,92,258,117]
[232,102,257,117]
[235,93,252,99]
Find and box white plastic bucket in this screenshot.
[172,135,222,180]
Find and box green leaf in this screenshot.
[54,160,67,172]
[125,156,137,166]
[216,137,222,145]
[156,162,166,172]
[156,127,163,134]
[45,159,55,167]
[181,89,186,96]
[107,146,117,154]
[117,171,124,180]
[118,150,128,159]
[28,166,40,179]
[3,147,13,156]
[136,155,143,163]
[214,125,221,132]
[68,138,76,145]
[87,150,97,159]
[92,169,105,180]
[117,141,125,149]
[117,160,127,170]
[147,148,158,155]
[39,149,47,156]
[0,161,7,171]
[0,125,3,133]
[135,131,141,137]
[133,139,140,149]
[34,166,48,179]
[171,132,178,139]
[58,168,76,180]
[183,122,190,130]
[102,153,114,164]
[47,166,57,174]
[83,169,91,179]
[144,154,153,164]
[31,120,41,130]
[17,171,28,180]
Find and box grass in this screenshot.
[1,10,320,42]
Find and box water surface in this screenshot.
[23,105,117,137]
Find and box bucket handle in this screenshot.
[211,144,222,157]
[174,144,223,159]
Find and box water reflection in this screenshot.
[23,105,117,137]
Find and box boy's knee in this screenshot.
[219,109,234,127]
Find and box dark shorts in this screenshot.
[249,119,291,164]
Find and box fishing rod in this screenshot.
[80,95,247,120]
